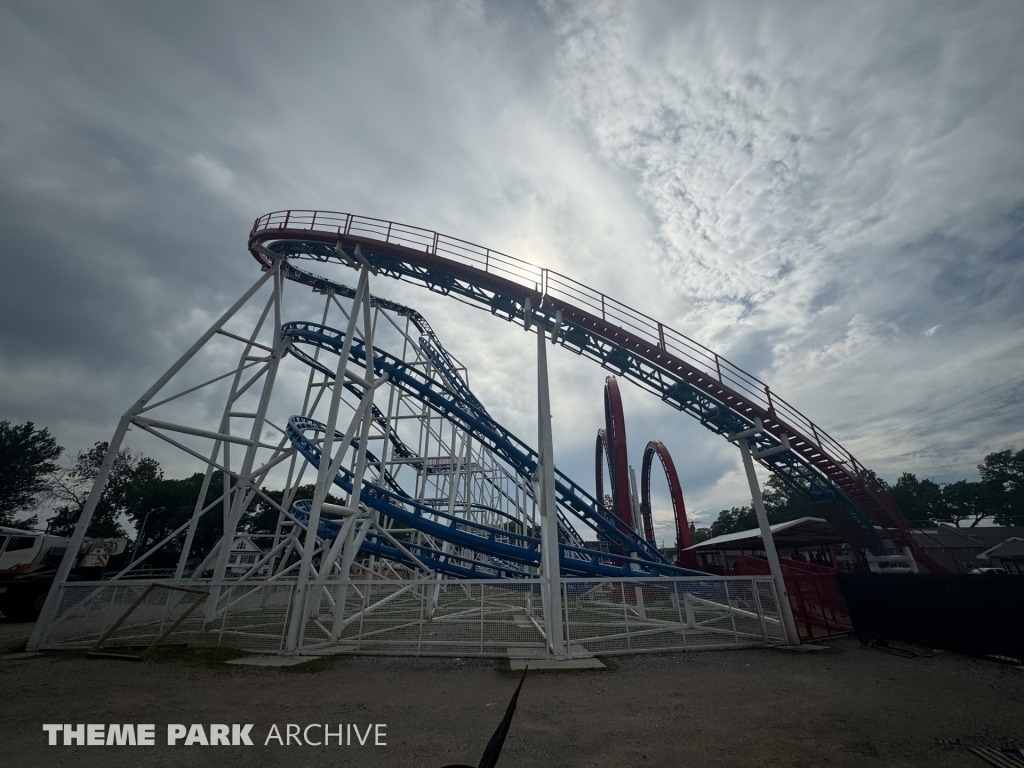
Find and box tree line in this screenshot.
[3,420,1023,556]
[696,449,1024,540]
[0,421,341,568]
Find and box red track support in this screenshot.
[603,377,631,530]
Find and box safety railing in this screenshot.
[36,580,296,654]
[37,575,784,656]
[252,210,864,479]
[560,576,784,654]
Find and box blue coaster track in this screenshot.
[285,416,703,578]
[281,259,587,548]
[282,321,670,565]
[276,259,695,576]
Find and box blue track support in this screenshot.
[281,258,586,549]
[289,499,530,579]
[282,322,672,565]
[286,416,705,578]
[418,336,489,417]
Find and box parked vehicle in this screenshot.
[0,526,127,620]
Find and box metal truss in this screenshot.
[31,235,704,655]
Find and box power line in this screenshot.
[860,393,1024,459]
[856,378,1024,456]
[850,373,1024,453]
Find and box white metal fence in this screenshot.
[561,577,785,655]
[36,576,783,658]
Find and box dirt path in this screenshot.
[1,625,1021,767]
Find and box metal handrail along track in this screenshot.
[251,209,943,569]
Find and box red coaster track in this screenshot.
[594,377,633,537]
[641,441,693,566]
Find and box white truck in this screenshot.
[0,526,127,621]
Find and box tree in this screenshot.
[47,442,161,539]
[0,420,63,529]
[980,448,1024,526]
[125,472,229,567]
[889,473,919,524]
[888,473,946,526]
[936,479,1000,528]
[710,506,756,538]
[888,465,1014,527]
[690,523,712,544]
[761,474,814,523]
[708,474,818,538]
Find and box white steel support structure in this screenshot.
[285,263,383,652]
[536,324,566,659]
[29,260,283,651]
[28,237,790,660]
[205,262,287,620]
[729,419,801,646]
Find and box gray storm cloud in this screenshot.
[1,0,1022,529]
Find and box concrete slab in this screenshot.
[506,645,551,658]
[777,643,831,653]
[507,644,593,659]
[303,645,358,656]
[509,657,606,670]
[225,655,314,667]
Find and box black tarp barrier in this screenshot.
[837,573,1024,663]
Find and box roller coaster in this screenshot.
[29,209,943,658]
[248,211,935,563]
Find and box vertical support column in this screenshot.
[626,467,647,619]
[627,466,644,538]
[736,438,801,645]
[176,292,278,581]
[323,282,379,639]
[429,428,469,618]
[207,260,286,619]
[286,266,371,652]
[536,325,566,659]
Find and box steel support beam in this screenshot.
[536,324,566,658]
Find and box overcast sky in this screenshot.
[2,1,1023,537]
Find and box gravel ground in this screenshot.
[1,618,1022,768]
